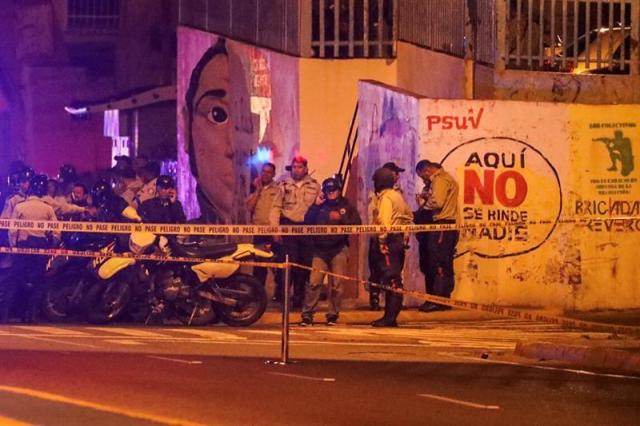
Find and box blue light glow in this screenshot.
[248,146,273,166]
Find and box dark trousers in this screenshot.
[369,235,405,322]
[282,235,312,306]
[425,226,459,298]
[252,235,283,298]
[0,237,49,322]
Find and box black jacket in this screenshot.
[304,196,361,253]
[139,197,187,224]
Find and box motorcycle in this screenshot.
[85,231,273,326]
[41,231,116,322]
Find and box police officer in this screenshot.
[0,167,34,270]
[369,167,413,327]
[300,177,361,326]
[138,176,186,224]
[1,166,34,220]
[416,160,459,312]
[269,156,320,308]
[0,175,60,322]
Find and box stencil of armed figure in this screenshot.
[593,130,635,177]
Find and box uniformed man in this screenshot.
[1,175,60,322]
[416,160,459,312]
[269,156,320,308]
[369,167,413,327]
[246,162,281,293]
[139,176,186,224]
[0,167,34,269]
[134,162,161,208]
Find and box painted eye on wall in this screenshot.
[208,106,228,124]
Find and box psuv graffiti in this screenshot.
[426,108,484,131]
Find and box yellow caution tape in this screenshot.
[0,216,639,236]
[0,246,282,269]
[289,262,640,336]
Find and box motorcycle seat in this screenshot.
[169,240,238,259]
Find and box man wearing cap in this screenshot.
[139,175,186,224]
[369,167,413,327]
[383,161,405,191]
[415,160,459,312]
[269,156,320,308]
[299,177,361,326]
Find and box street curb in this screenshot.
[514,341,640,374]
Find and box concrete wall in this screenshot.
[298,58,397,182]
[358,80,640,311]
[492,69,640,105]
[396,41,466,99]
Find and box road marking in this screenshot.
[164,328,246,340]
[12,334,97,349]
[417,393,500,410]
[147,355,203,365]
[103,339,145,346]
[85,327,167,337]
[12,326,90,336]
[440,352,640,381]
[267,372,336,382]
[0,414,32,426]
[0,385,205,426]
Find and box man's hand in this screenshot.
[315,192,326,206]
[169,189,177,203]
[253,176,263,192]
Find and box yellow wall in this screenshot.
[396,41,466,99]
[298,58,397,182]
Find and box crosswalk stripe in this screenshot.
[12,326,90,336]
[164,328,246,341]
[85,327,167,338]
[103,339,145,345]
[0,414,32,426]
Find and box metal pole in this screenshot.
[281,254,291,363]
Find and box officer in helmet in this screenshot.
[0,175,60,322]
[1,166,34,220]
[139,175,186,224]
[58,164,77,195]
[0,167,34,269]
[299,177,361,326]
[91,178,128,223]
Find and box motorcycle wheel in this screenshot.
[42,278,87,323]
[175,298,216,326]
[215,274,267,327]
[84,279,132,324]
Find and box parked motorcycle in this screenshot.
[85,231,273,326]
[41,232,116,322]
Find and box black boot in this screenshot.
[372,291,402,327]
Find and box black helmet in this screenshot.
[322,177,340,194]
[91,178,115,206]
[29,174,48,197]
[18,166,35,183]
[156,175,175,189]
[58,164,77,183]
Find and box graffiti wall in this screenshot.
[359,80,639,310]
[177,27,299,223]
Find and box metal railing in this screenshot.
[310,0,396,58]
[505,0,635,74]
[67,0,121,33]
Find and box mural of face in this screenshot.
[186,45,234,222]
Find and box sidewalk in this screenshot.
[258,303,640,375]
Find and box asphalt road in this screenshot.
[0,323,639,425]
